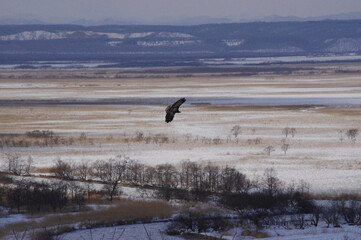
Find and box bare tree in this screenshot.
[248,138,262,145]
[24,156,33,175]
[231,125,242,138]
[212,137,222,145]
[183,134,192,143]
[282,127,290,138]
[6,179,29,213]
[179,161,193,189]
[338,130,344,142]
[339,200,361,225]
[346,128,359,143]
[144,166,157,186]
[311,206,322,227]
[290,128,297,138]
[4,153,29,175]
[76,160,91,181]
[12,156,25,175]
[261,168,283,197]
[202,164,219,191]
[91,160,106,181]
[296,180,310,194]
[292,214,306,229]
[68,182,86,211]
[281,144,290,155]
[135,131,144,142]
[124,159,145,184]
[254,138,262,144]
[155,164,178,188]
[322,202,341,228]
[264,146,275,156]
[4,153,18,172]
[101,156,128,201]
[51,159,75,180]
[219,166,251,193]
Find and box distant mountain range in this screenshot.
[0,20,360,67]
[1,12,361,26]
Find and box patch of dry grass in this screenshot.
[309,192,361,201]
[0,200,175,239]
[241,230,270,238]
[33,167,53,174]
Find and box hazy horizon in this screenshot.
[1,0,361,25]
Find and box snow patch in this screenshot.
[326,38,361,52]
[0,30,70,41]
[157,32,193,38]
[0,31,155,41]
[200,54,361,65]
[137,40,200,46]
[222,39,245,47]
[106,41,123,47]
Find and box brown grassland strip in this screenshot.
[0,200,174,238]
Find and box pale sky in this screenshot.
[1,0,361,23]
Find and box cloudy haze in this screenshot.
[1,0,361,24]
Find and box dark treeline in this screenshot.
[51,155,251,194]
[50,156,314,212]
[1,154,360,232]
[0,130,82,148]
[4,180,86,214]
[49,156,361,229]
[167,198,361,235]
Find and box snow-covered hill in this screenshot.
[0,30,70,40]
[0,20,360,66]
[0,30,193,41]
[326,38,361,52]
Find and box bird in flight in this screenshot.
[165,98,186,123]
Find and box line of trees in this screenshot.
[2,126,358,151]
[339,128,359,143]
[49,156,317,207]
[167,199,361,236]
[51,156,252,197]
[2,158,360,232]
[5,180,76,214]
[2,153,33,176]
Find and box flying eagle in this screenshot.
[165,98,186,123]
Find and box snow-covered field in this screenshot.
[0,69,360,194]
[61,222,183,240]
[59,222,361,240]
[0,68,360,239]
[200,55,361,65]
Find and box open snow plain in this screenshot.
[0,65,360,194]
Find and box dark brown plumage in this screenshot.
[165,98,186,123]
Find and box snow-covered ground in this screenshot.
[0,213,28,227]
[200,54,361,65]
[1,73,361,99]
[58,222,361,240]
[60,222,183,240]
[0,71,360,194]
[265,225,361,240]
[2,104,359,193]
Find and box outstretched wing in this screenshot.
[165,105,171,113]
[170,98,186,111]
